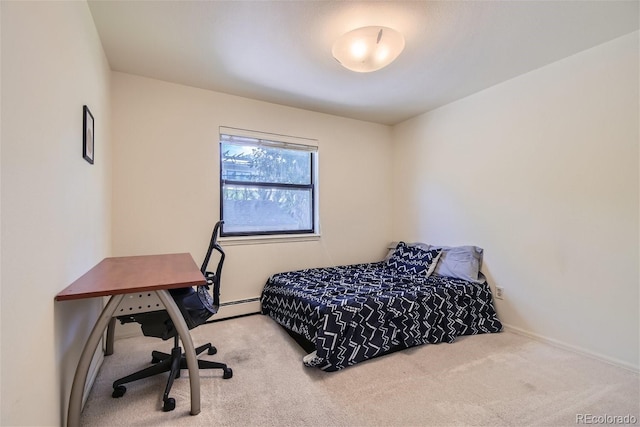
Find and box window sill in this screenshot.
[219,233,321,246]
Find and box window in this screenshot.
[219,127,318,237]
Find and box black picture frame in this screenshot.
[83,105,94,164]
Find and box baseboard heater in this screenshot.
[215,297,262,320]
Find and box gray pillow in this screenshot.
[431,245,484,283]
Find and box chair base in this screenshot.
[112,340,232,412]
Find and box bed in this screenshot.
[260,242,503,371]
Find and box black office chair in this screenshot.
[112,221,232,412]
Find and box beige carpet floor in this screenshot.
[81,314,639,426]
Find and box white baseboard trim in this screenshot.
[502,323,639,373]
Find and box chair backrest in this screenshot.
[200,220,225,309]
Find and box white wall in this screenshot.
[0,1,112,425]
[392,32,639,369]
[111,73,393,313]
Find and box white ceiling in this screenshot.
[88,1,639,125]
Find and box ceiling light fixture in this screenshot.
[332,26,405,73]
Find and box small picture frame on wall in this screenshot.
[83,105,94,164]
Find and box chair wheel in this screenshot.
[163,397,176,412]
[223,368,233,379]
[208,346,217,356]
[112,385,126,398]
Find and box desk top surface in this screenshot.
[55,253,205,301]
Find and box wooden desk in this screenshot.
[56,253,206,427]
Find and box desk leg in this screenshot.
[156,289,201,416]
[67,294,125,427]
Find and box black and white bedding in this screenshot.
[261,244,502,371]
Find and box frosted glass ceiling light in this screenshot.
[332,26,405,73]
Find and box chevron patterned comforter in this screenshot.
[261,262,502,371]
